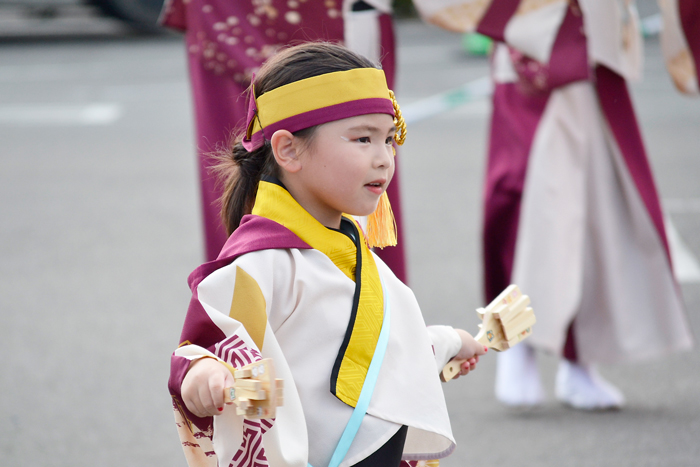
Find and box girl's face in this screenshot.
[292,113,396,229]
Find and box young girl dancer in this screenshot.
[168,42,486,467]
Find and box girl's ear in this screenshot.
[271,130,302,173]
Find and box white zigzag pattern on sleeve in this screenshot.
[215,335,275,467]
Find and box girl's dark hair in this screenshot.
[214,42,379,235]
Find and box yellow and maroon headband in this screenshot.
[242,68,406,151]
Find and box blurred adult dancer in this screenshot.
[414,0,698,409]
[160,0,408,282]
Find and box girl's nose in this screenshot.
[374,143,393,168]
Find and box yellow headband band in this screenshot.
[242,68,406,150]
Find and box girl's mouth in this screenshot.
[365,181,385,195]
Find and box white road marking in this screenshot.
[0,103,123,125]
[665,216,700,283]
[664,198,700,214]
[402,76,493,125]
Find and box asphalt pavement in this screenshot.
[1,10,699,467]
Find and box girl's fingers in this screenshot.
[182,358,234,417]
[460,361,471,375]
[197,385,215,416]
[460,358,477,375]
[209,370,234,414]
[185,395,206,418]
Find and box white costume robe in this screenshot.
[169,181,461,467]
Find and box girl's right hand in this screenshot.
[181,357,235,418]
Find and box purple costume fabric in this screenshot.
[680,0,700,87]
[169,214,311,432]
[160,1,407,282]
[482,3,592,303]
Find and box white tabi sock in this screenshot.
[555,360,625,410]
[495,344,545,407]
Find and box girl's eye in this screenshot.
[385,136,394,145]
[357,136,371,143]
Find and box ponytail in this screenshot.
[214,139,277,236]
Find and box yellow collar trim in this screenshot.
[251,180,384,407]
[251,180,357,280]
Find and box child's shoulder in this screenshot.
[215,248,322,283]
[197,249,294,301]
[230,248,356,295]
[218,248,291,276]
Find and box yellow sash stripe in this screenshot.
[229,266,267,351]
[252,180,383,406]
[334,254,384,405]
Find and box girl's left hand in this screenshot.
[451,328,488,379]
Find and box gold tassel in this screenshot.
[389,90,407,146]
[366,191,397,248]
[364,90,403,249]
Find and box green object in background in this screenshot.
[462,33,493,56]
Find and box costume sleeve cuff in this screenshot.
[426,325,462,371]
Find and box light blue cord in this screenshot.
[309,277,391,467]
